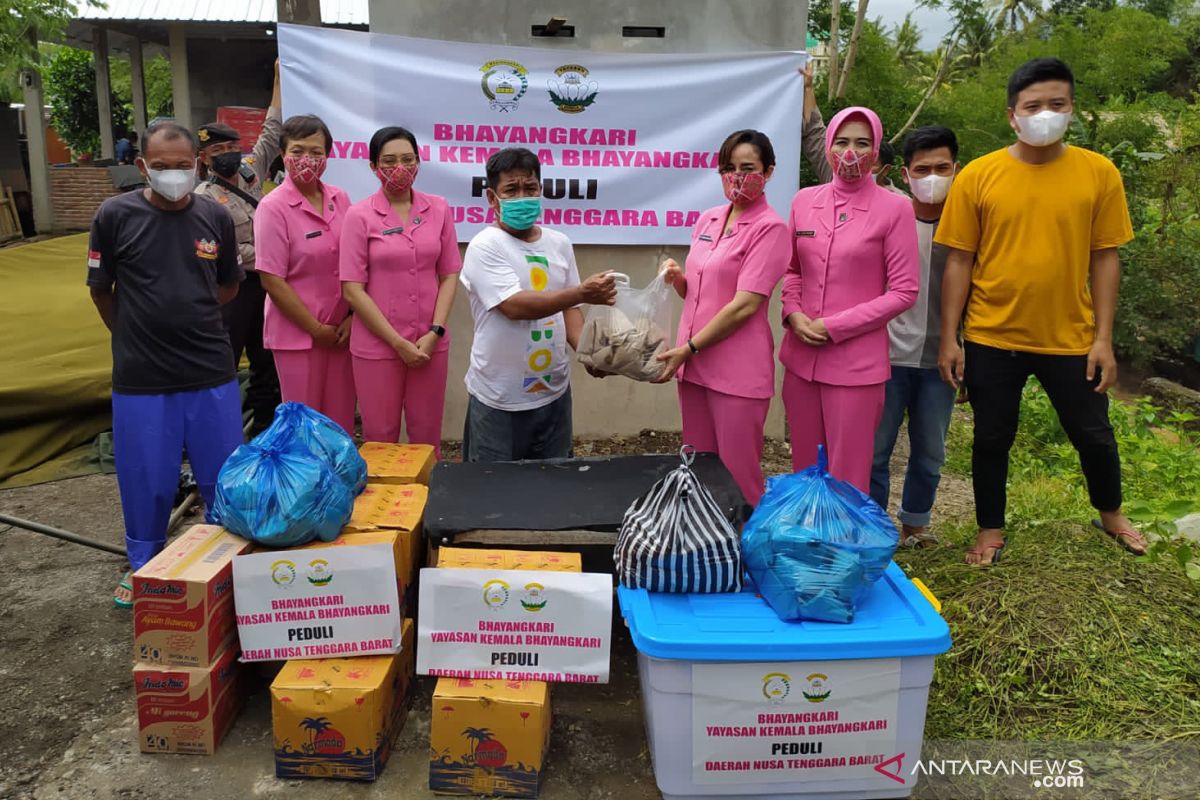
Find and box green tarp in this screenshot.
[0,234,113,487]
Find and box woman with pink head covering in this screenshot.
[781,106,920,493]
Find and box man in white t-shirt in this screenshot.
[460,147,617,462]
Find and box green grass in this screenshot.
[897,386,1200,746]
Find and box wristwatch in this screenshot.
[431,324,447,338]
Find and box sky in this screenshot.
[867,0,956,50]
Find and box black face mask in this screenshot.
[210,151,242,178]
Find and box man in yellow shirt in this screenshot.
[935,57,1143,566]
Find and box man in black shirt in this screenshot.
[87,120,245,607]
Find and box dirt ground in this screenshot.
[0,433,960,800]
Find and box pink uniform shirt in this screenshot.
[339,189,462,360]
[780,107,920,387]
[254,177,352,351]
[676,195,790,400]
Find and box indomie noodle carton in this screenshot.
[430,678,551,798]
[359,442,436,485]
[132,525,252,667]
[134,644,243,755]
[435,548,582,573]
[270,618,415,781]
[344,483,427,539]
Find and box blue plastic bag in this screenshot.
[211,440,352,547]
[741,446,899,623]
[254,402,367,494]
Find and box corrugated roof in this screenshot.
[75,0,368,25]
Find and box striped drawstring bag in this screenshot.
[614,446,743,593]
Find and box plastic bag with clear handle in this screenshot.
[211,440,351,547]
[576,271,673,382]
[253,401,367,495]
[741,445,899,622]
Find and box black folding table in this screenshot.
[424,453,749,548]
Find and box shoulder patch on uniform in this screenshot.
[87,250,101,269]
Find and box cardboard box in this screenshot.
[271,619,416,781]
[234,530,407,662]
[430,678,551,797]
[344,483,428,537]
[359,442,436,485]
[135,644,243,755]
[132,525,253,667]
[436,548,581,573]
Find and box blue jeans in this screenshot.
[112,380,244,569]
[870,366,956,527]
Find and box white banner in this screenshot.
[691,659,901,785]
[417,568,612,683]
[277,24,805,245]
[232,544,401,662]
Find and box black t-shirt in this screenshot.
[87,190,244,394]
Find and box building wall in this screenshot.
[49,167,120,231]
[369,0,809,438]
[185,38,277,129]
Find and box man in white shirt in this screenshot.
[460,147,617,462]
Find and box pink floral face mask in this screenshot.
[374,163,418,194]
[829,148,871,182]
[283,154,327,185]
[722,171,766,205]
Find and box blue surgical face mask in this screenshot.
[498,196,541,231]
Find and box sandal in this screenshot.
[965,535,1006,567]
[1091,519,1148,555]
[900,525,941,549]
[114,570,133,609]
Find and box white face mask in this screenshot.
[908,172,954,205]
[1015,110,1072,147]
[144,165,196,201]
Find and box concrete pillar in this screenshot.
[168,24,192,129]
[94,27,115,159]
[21,30,53,232]
[128,37,147,136]
[278,0,322,25]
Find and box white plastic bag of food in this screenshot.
[577,272,673,382]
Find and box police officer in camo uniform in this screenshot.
[193,60,284,434]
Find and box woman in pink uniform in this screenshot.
[654,129,790,506]
[781,106,919,493]
[254,114,356,433]
[341,126,460,456]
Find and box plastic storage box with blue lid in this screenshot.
[618,562,951,800]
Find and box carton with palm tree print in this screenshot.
[270,618,415,780]
[430,678,551,797]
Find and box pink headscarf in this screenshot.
[825,106,883,194]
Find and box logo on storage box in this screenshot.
[306,559,333,586]
[483,579,510,610]
[520,583,547,612]
[804,672,832,703]
[272,560,297,587]
[762,673,791,704]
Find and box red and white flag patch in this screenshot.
[87,250,102,269]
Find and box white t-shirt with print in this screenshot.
[460,225,582,412]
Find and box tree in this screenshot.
[991,0,1044,29]
[111,54,175,123]
[835,0,872,98]
[45,45,130,157]
[0,0,75,79]
[891,13,924,72]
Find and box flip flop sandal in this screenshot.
[113,570,133,609]
[965,539,1006,567]
[1091,519,1148,555]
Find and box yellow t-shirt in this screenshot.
[934,146,1134,355]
